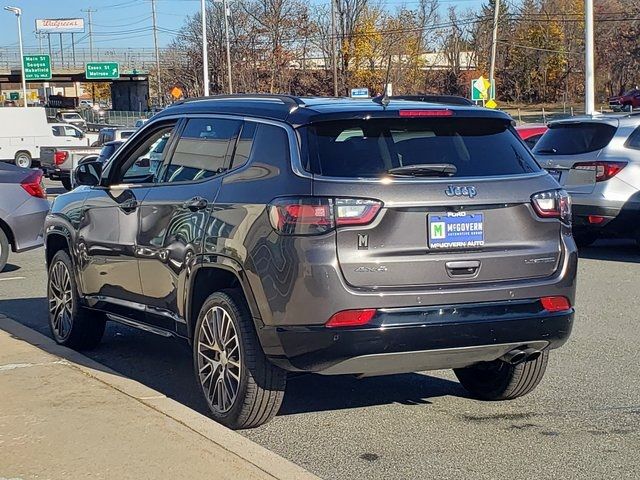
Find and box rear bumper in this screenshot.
[572,202,640,234]
[5,197,49,252]
[42,165,70,180]
[261,300,574,375]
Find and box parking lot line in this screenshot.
[0,276,26,282]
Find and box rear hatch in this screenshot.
[303,112,567,289]
[533,119,618,194]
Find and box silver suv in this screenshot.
[45,95,577,429]
[534,114,640,246]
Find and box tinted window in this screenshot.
[163,118,241,183]
[304,118,539,178]
[525,134,543,149]
[52,126,63,136]
[98,143,122,163]
[625,127,640,150]
[534,123,616,155]
[120,131,134,140]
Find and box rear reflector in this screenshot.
[398,109,453,117]
[326,309,377,328]
[541,296,571,312]
[20,171,46,198]
[573,161,626,182]
[587,215,605,225]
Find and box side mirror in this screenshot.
[74,160,102,187]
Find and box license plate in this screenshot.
[547,169,562,182]
[428,212,485,249]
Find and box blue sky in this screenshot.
[0,0,484,51]
[0,0,201,50]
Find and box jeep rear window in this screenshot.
[303,118,540,178]
[533,123,616,155]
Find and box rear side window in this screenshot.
[120,131,134,140]
[303,118,539,178]
[625,127,640,150]
[163,118,241,183]
[534,123,616,155]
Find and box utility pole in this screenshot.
[222,0,232,94]
[331,0,338,96]
[82,8,96,104]
[488,0,500,100]
[151,0,162,105]
[584,0,595,115]
[201,0,209,96]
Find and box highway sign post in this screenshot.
[85,62,119,80]
[470,76,496,108]
[23,55,51,81]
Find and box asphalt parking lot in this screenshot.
[1,180,639,479]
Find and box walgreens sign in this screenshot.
[35,18,85,34]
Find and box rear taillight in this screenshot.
[54,151,69,166]
[326,309,377,328]
[531,189,571,224]
[268,197,382,235]
[20,171,46,198]
[573,161,626,182]
[540,296,572,312]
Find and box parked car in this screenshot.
[516,124,548,148]
[92,127,136,147]
[609,89,640,112]
[0,107,88,168]
[46,95,577,429]
[55,110,88,131]
[40,146,103,191]
[50,123,89,143]
[0,163,48,271]
[533,114,640,246]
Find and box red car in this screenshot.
[515,124,548,148]
[609,88,640,111]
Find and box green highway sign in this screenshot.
[23,55,52,81]
[86,62,120,80]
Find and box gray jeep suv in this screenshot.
[44,95,577,429]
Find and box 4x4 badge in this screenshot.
[445,185,477,198]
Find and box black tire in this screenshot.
[0,228,9,272]
[61,177,72,191]
[193,289,286,429]
[47,250,105,350]
[454,350,549,401]
[14,151,32,169]
[573,232,598,248]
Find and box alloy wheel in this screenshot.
[49,260,73,340]
[197,305,242,413]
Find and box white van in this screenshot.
[0,107,89,168]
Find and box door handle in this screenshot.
[120,199,139,211]
[183,196,208,211]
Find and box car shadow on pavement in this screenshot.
[578,239,640,263]
[0,263,20,273]
[0,296,467,420]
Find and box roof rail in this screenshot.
[175,94,306,109]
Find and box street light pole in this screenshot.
[584,0,595,115]
[151,0,162,106]
[5,6,27,108]
[488,0,500,101]
[222,0,232,94]
[331,0,338,96]
[201,0,209,96]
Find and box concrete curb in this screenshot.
[0,315,320,480]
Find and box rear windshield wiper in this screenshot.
[387,163,457,177]
[535,148,557,154]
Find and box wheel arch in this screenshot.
[45,226,73,268]
[0,217,16,252]
[186,256,263,343]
